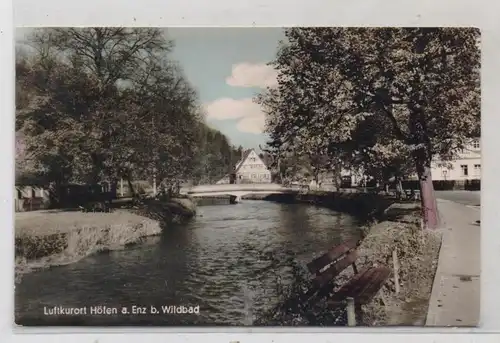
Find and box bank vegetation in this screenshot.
[256,202,441,326]
[257,27,480,229]
[16,28,243,200]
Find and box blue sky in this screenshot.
[16,28,285,150]
[166,28,284,150]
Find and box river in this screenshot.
[15,200,362,326]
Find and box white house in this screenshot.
[431,138,481,181]
[235,149,272,183]
[217,149,272,184]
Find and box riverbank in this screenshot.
[256,201,441,326]
[240,190,441,325]
[259,190,394,221]
[354,202,442,325]
[15,198,196,283]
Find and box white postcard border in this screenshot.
[2,0,500,341]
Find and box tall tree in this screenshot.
[16,28,206,197]
[257,28,480,229]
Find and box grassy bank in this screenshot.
[128,198,197,223]
[353,203,441,325]
[15,198,196,284]
[242,189,439,326]
[255,202,441,326]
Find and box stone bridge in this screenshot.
[186,183,298,203]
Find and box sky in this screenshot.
[16,27,286,151]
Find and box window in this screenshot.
[474,164,481,176]
[441,169,449,179]
[472,140,480,150]
[460,164,468,176]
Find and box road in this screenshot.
[434,190,480,207]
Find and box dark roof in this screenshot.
[234,149,254,173]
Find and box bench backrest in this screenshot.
[306,238,361,289]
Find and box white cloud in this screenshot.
[226,63,278,89]
[204,97,265,134]
[203,62,277,135]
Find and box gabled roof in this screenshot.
[234,149,254,173]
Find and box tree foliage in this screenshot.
[257,28,480,228]
[16,28,239,195]
[192,127,242,184]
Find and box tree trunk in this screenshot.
[314,172,319,190]
[278,158,283,184]
[415,156,439,229]
[395,176,404,199]
[109,178,118,205]
[126,175,138,198]
[409,106,440,229]
[48,181,60,209]
[152,171,157,197]
[332,163,342,190]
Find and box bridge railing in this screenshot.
[188,183,290,193]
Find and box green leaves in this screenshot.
[258,28,480,227]
[16,28,236,188]
[258,27,480,178]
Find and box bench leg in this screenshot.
[346,297,364,327]
[346,297,356,326]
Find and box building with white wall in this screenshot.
[217,149,272,184]
[431,139,481,181]
[234,149,272,183]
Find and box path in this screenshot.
[425,197,480,327]
[434,190,480,207]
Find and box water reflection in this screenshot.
[15,201,362,326]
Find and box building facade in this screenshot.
[14,185,50,212]
[235,149,272,183]
[217,149,272,184]
[431,139,481,181]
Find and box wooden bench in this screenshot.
[303,238,391,326]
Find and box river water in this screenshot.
[15,200,362,326]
